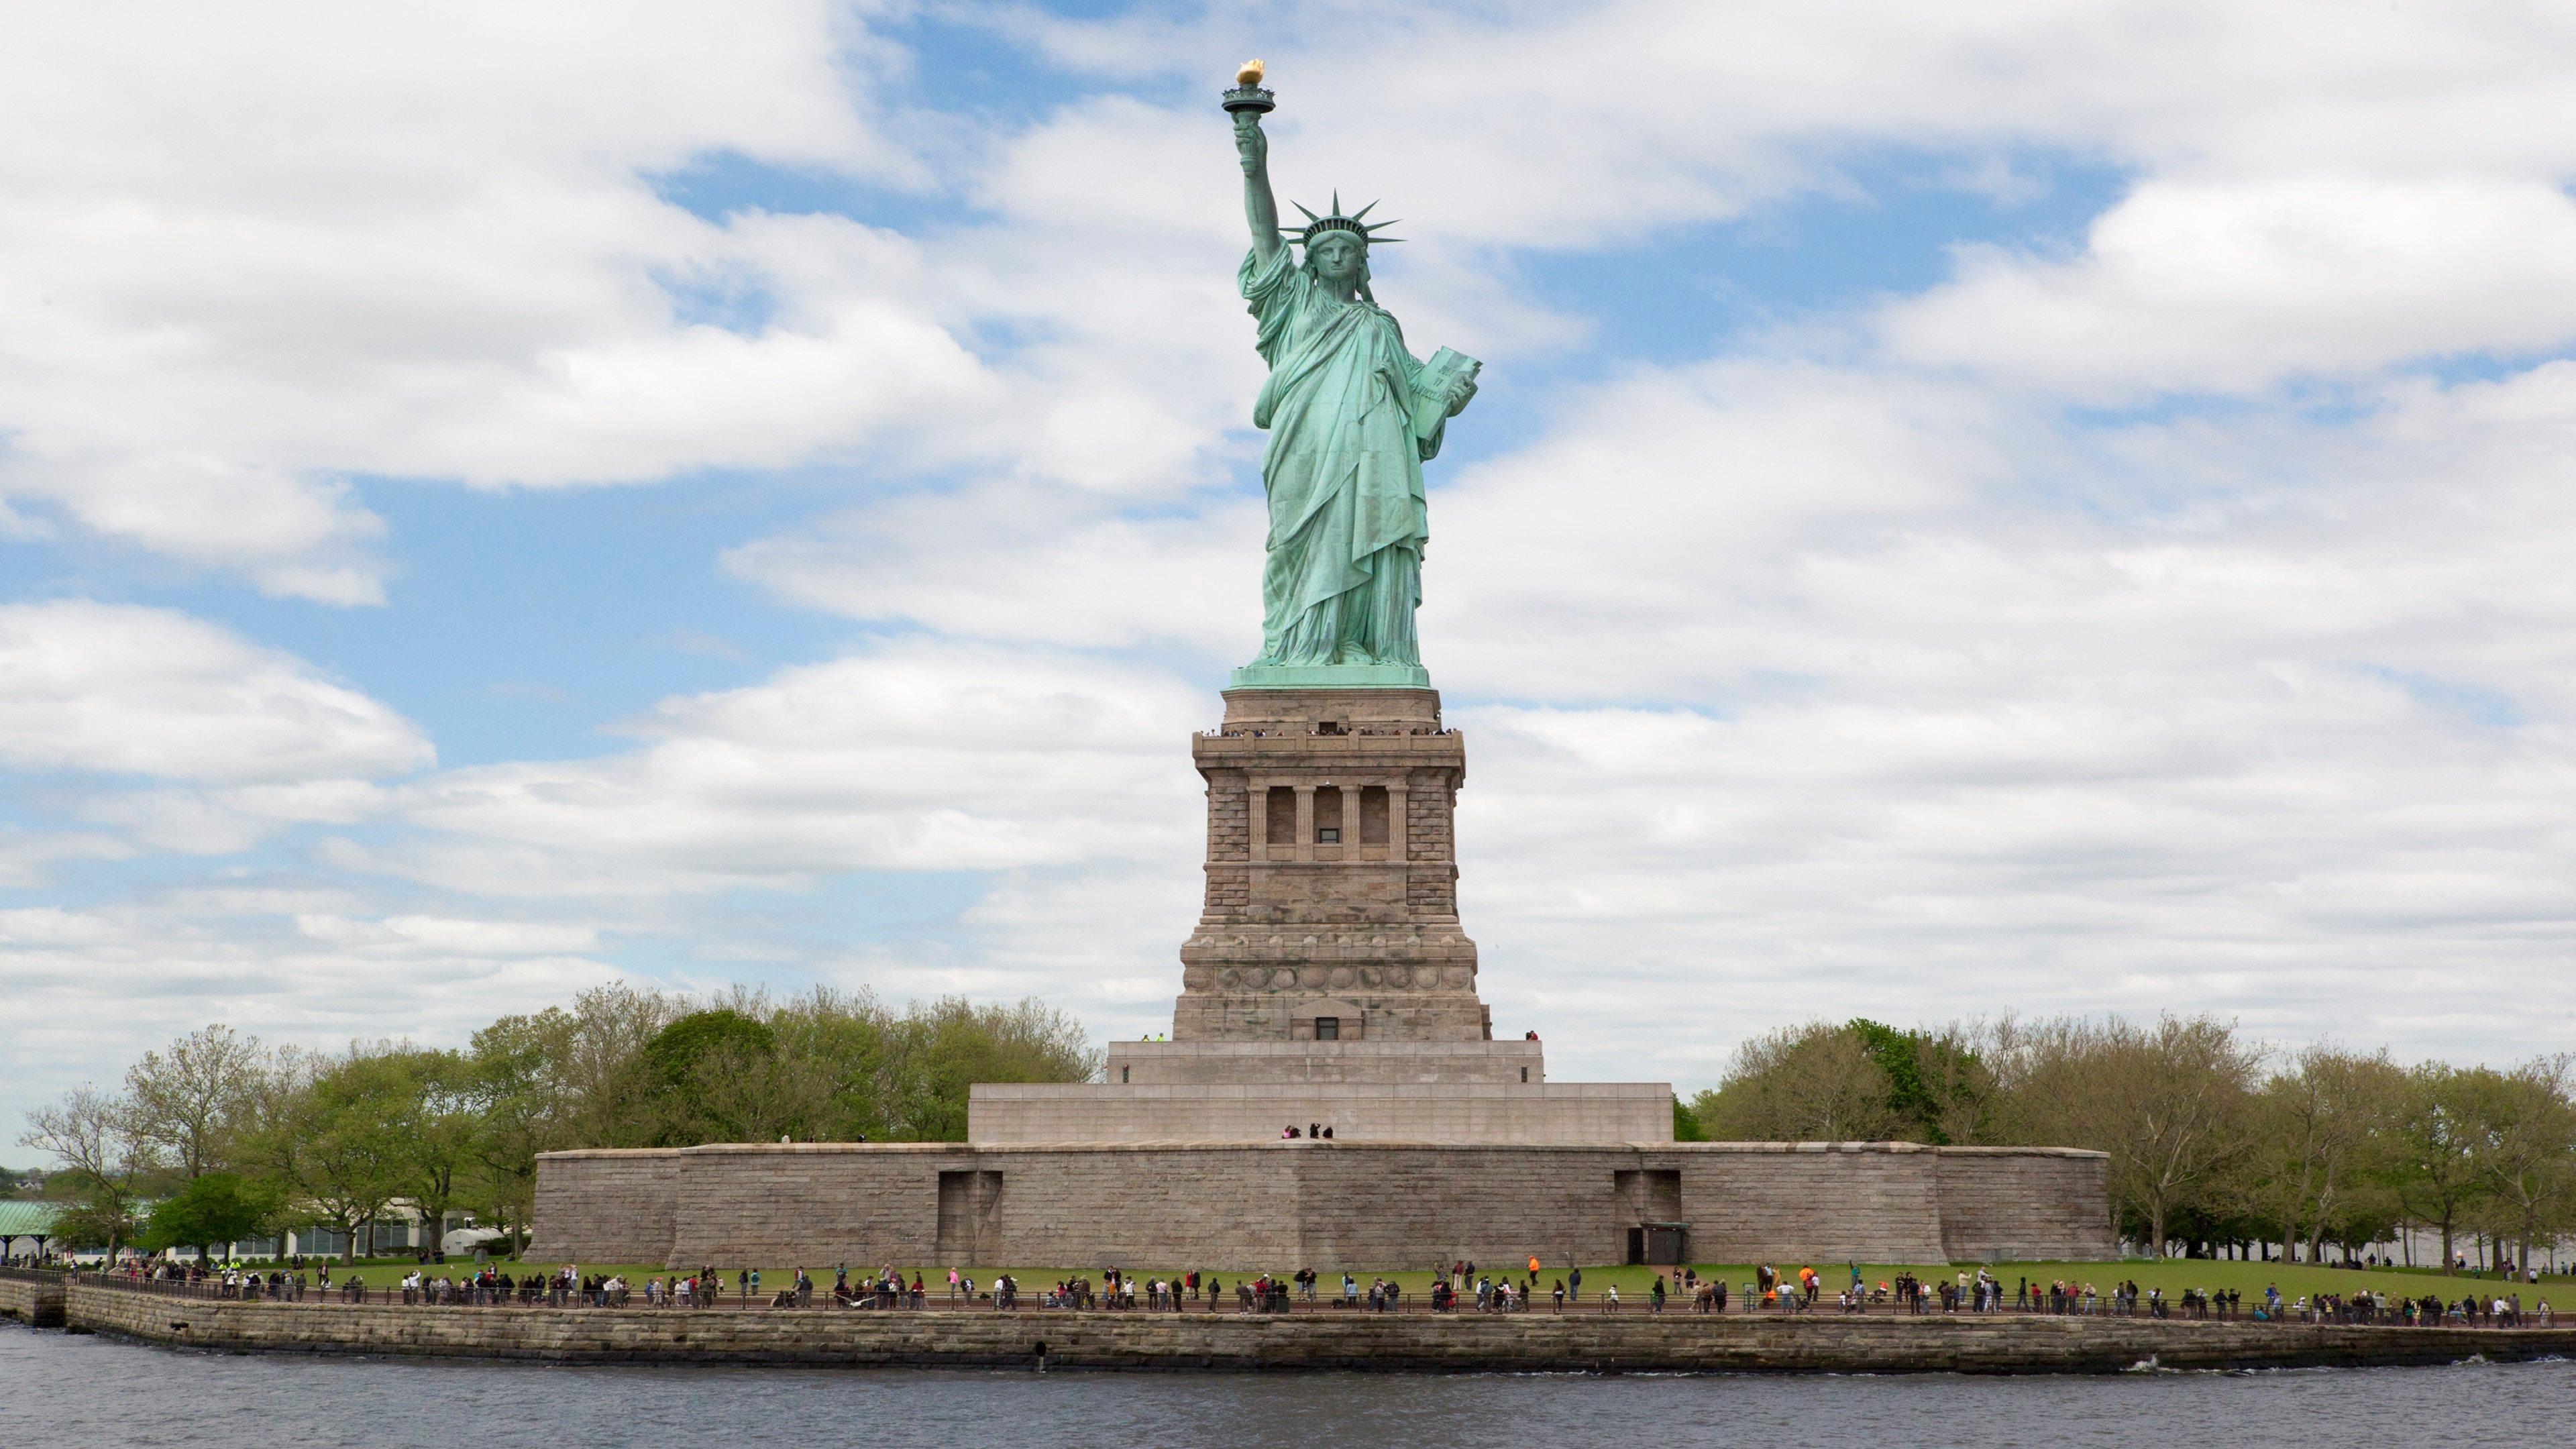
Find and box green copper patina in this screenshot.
[1228,87,1480,690]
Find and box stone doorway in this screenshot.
[1626,1223,1689,1266]
[935,1169,1002,1263]
[1615,1168,1682,1263]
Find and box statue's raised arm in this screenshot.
[1236,111,1281,265]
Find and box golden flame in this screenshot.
[1236,59,1265,87]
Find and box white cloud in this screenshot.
[13,0,2576,604]
[0,1,977,600]
[813,859,1203,1040]
[0,600,432,784]
[1407,349,2576,1081]
[724,482,1264,653]
[1016,1,2576,235]
[0,831,134,889]
[1884,178,2576,397]
[362,644,1204,898]
[294,914,600,956]
[0,892,625,1126]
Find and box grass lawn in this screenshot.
[464,1257,2565,1308]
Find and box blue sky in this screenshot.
[7,0,2576,1137]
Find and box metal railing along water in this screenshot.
[54,1267,2559,1330]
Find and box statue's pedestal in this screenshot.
[963,684,1678,1146]
[1106,1038,1540,1085]
[1177,686,1485,1042]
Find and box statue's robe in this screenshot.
[1240,244,1454,666]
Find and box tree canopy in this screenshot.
[18,984,1098,1260]
[1688,1014,2573,1265]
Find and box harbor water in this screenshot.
[1,1318,2563,1447]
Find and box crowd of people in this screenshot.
[63,1254,2557,1328]
[115,1260,315,1301]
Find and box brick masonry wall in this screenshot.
[1680,1146,1949,1263]
[1205,769,1248,864]
[665,1144,953,1267]
[1402,770,1448,863]
[1937,1148,2117,1263]
[524,1148,682,1265]
[1202,865,1250,915]
[1180,690,1481,1044]
[965,1082,1672,1145]
[1,1273,65,1326]
[1401,773,1456,916]
[62,1284,2576,1374]
[1103,1040,1545,1085]
[534,1142,2113,1270]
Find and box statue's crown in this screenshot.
[1285,192,1403,248]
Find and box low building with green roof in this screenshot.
[0,1201,61,1262]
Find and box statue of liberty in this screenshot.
[1226,64,1480,688]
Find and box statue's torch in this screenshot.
[1222,59,1274,114]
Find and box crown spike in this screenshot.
[1331,189,1342,215]
[1293,201,1322,223]
[1350,201,1378,222]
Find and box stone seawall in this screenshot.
[1,1273,66,1327]
[58,1287,2576,1375]
[531,1140,2114,1270]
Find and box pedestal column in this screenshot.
[1176,687,1485,1042]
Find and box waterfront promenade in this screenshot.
[10,1268,2569,1374]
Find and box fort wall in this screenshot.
[529,1140,2114,1270]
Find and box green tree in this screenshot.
[48,1195,144,1260]
[1845,1018,1998,1144]
[254,1051,410,1264]
[140,1171,280,1263]
[2010,1015,2261,1257]
[1695,1022,1902,1142]
[2459,1054,2576,1275]
[464,1012,576,1252]
[639,988,1097,1146]
[17,1085,158,1262]
[882,997,1097,1141]
[460,983,686,1218]
[2391,1063,2488,1269]
[385,1049,480,1258]
[2249,1045,2405,1263]
[123,1024,269,1181]
[765,987,904,1140]
[641,1008,782,1145]
[1671,1095,1707,1142]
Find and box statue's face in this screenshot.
[1310,233,1364,284]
